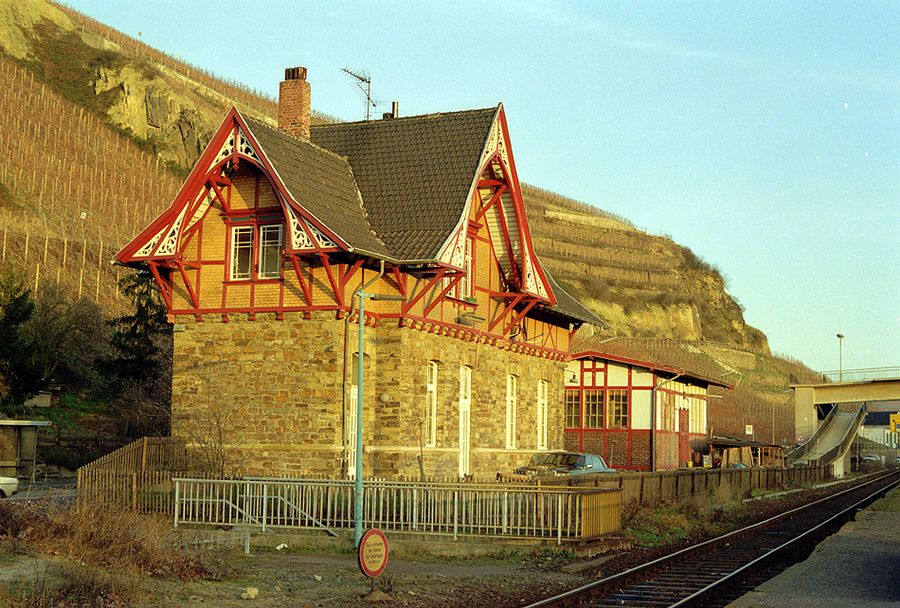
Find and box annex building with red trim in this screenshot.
[116,67,604,479]
[564,337,731,471]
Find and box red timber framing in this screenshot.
[114,104,585,363]
[115,107,355,318]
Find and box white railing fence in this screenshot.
[172,477,621,543]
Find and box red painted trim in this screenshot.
[341,259,365,291]
[495,106,556,305]
[401,269,446,316]
[391,266,408,297]
[147,262,172,310]
[474,184,507,223]
[290,255,313,306]
[488,293,524,332]
[176,260,199,309]
[319,254,344,307]
[422,274,462,318]
[503,299,537,335]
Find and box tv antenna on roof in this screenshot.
[341,67,377,121]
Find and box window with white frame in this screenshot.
[505,375,518,449]
[536,379,549,450]
[608,389,628,429]
[258,224,283,278]
[230,226,253,280]
[425,361,438,447]
[584,389,604,428]
[230,223,283,280]
[460,237,473,298]
[564,389,581,428]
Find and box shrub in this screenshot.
[0,501,230,581]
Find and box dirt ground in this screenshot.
[1,543,591,607]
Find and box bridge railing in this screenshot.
[820,366,900,383]
[814,405,867,468]
[787,406,837,465]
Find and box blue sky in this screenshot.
[67,0,899,372]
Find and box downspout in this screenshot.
[650,373,682,472]
[343,260,386,474]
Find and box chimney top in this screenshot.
[284,66,307,81]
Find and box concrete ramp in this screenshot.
[788,405,865,477]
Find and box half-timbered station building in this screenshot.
[116,66,602,480]
[564,338,730,470]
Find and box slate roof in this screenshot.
[248,107,603,329]
[244,116,392,258]
[310,107,498,260]
[571,336,730,387]
[541,273,606,327]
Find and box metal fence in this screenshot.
[172,477,621,543]
[821,366,900,383]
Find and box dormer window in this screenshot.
[230,223,283,281]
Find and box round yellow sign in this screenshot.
[358,528,389,578]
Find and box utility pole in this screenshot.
[836,333,845,381]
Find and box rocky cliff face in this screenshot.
[523,185,769,350]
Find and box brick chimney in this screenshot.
[278,66,310,140]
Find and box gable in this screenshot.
[116,108,387,265]
[437,106,555,304]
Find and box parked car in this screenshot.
[861,454,880,463]
[0,476,18,498]
[515,452,615,478]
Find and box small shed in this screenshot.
[707,436,786,468]
[0,420,52,478]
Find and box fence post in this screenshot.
[173,479,180,528]
[141,437,148,473]
[261,483,268,532]
[453,490,458,541]
[557,494,563,545]
[502,491,508,535]
[131,473,138,512]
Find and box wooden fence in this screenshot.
[76,437,191,511]
[173,477,622,543]
[560,465,831,506]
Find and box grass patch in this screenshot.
[872,487,900,513]
[2,562,144,608]
[623,502,729,548]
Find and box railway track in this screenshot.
[527,470,900,608]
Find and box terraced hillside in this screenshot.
[0,0,816,442]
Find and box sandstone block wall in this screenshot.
[171,312,566,479]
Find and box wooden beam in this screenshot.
[147,261,172,310]
[319,254,343,307]
[175,260,199,309]
[401,269,446,316]
[504,299,537,335]
[422,274,462,318]
[488,293,523,332]
[290,255,313,306]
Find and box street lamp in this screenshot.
[836,333,845,381]
[350,261,405,548]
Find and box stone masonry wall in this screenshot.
[171,312,346,476]
[172,312,567,480]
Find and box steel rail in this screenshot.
[525,470,900,608]
[668,475,900,608]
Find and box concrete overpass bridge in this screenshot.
[790,366,900,477]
